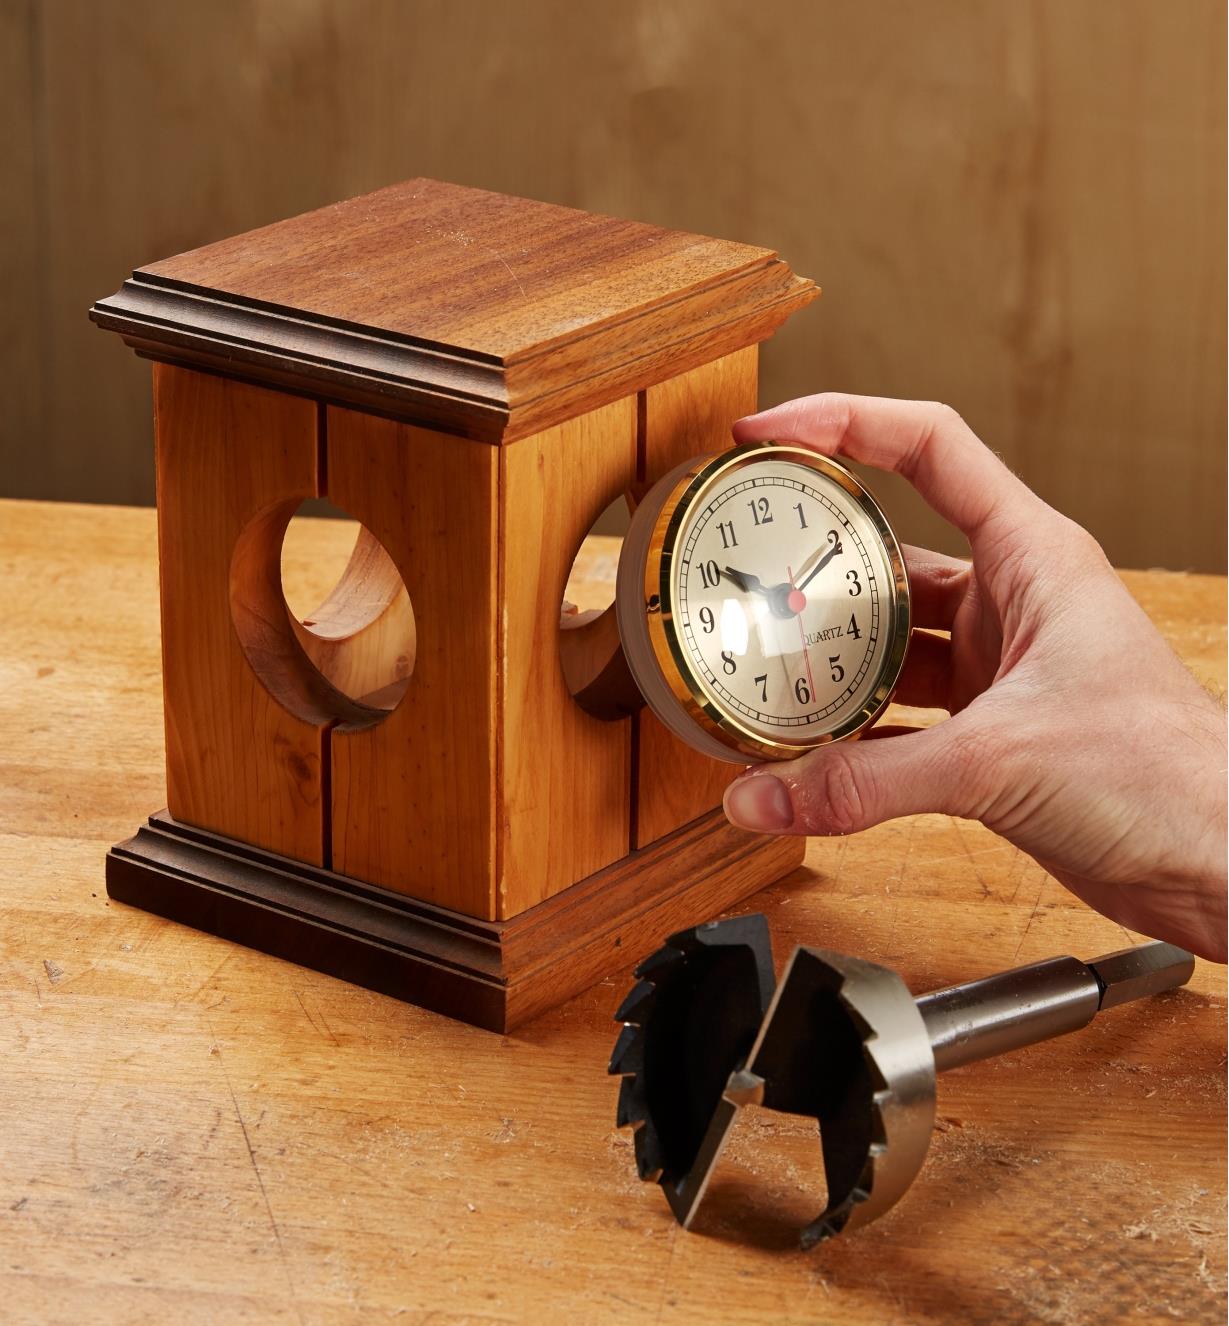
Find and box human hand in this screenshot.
[722,394,1228,962]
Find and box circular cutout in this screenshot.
[232,499,415,725]
[280,499,364,624]
[561,493,629,623]
[559,492,643,721]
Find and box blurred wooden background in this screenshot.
[2,0,1224,570]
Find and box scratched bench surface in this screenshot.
[1,500,1224,1326]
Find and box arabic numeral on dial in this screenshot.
[794,676,811,705]
[747,496,774,526]
[826,529,843,554]
[829,655,844,684]
[721,651,737,675]
[846,568,862,596]
[793,502,808,529]
[698,559,721,589]
[847,612,861,640]
[754,673,767,703]
[698,606,715,633]
[717,520,738,549]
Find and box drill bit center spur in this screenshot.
[608,915,1194,1247]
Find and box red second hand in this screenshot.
[788,565,817,704]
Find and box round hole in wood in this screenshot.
[231,498,415,726]
[562,493,627,621]
[559,491,642,721]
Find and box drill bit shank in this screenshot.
[917,944,1195,1072]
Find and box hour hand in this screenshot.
[724,566,772,596]
[727,566,799,620]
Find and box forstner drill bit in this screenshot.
[609,915,1194,1246]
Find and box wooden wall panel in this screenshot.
[153,365,327,863]
[0,0,41,483]
[635,347,758,848]
[327,408,499,919]
[498,397,637,918]
[3,0,1225,571]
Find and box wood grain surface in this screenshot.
[0,500,1225,1325]
[498,397,638,915]
[140,178,809,360]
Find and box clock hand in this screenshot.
[795,539,842,592]
[727,566,805,620]
[724,566,774,597]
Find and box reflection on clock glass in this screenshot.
[672,459,895,742]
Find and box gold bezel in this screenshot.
[642,441,911,763]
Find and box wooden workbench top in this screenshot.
[1,498,1224,1325]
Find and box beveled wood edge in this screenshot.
[132,809,504,943]
[90,277,512,441]
[106,821,507,1029]
[104,808,808,1030]
[89,263,817,443]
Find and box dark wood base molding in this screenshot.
[106,810,806,1031]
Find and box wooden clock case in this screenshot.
[91,179,818,1030]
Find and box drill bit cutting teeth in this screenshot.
[744,946,935,1247]
[608,915,776,1216]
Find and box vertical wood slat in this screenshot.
[634,346,760,848]
[497,397,638,918]
[327,406,499,919]
[155,364,328,863]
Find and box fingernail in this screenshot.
[724,774,794,832]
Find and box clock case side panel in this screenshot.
[634,346,760,848]
[496,396,638,919]
[153,364,332,864]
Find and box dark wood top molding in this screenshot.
[90,178,818,441]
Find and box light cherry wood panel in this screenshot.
[634,346,760,847]
[326,406,499,918]
[153,364,328,863]
[497,397,637,917]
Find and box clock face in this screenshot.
[622,443,909,761]
[670,455,899,744]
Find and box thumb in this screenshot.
[723,722,979,836]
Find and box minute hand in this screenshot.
[794,540,843,592]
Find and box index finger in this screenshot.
[732,393,1044,546]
